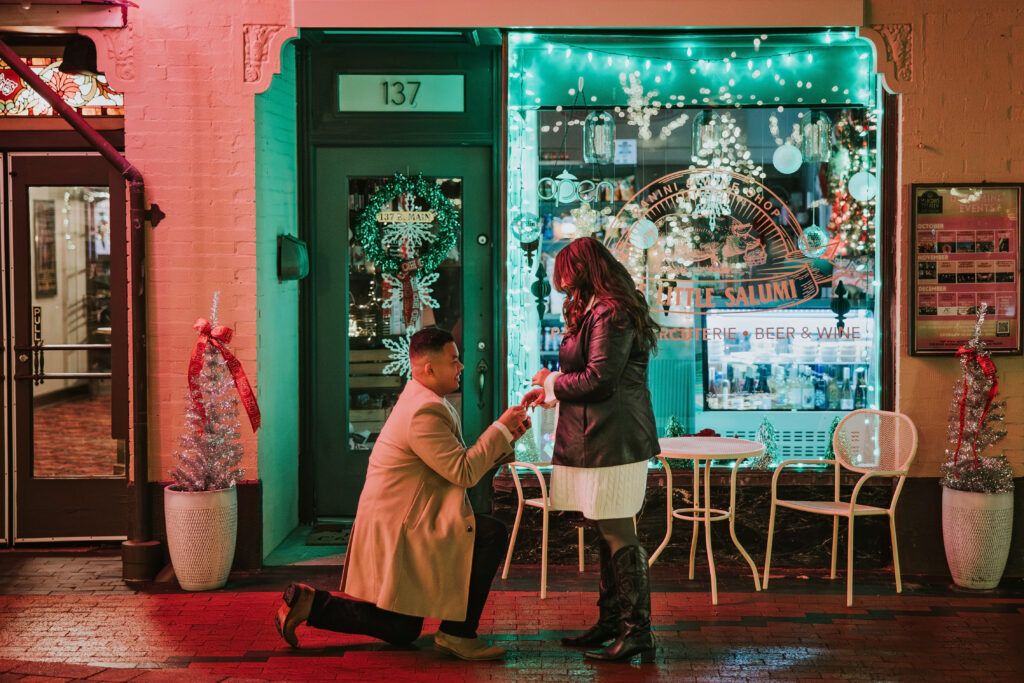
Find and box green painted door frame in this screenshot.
[297,34,502,520]
[310,146,495,516]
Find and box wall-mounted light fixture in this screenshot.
[278,234,309,281]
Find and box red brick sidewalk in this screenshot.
[1,550,1023,682]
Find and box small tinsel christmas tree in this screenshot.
[664,415,686,437]
[824,415,842,460]
[751,416,779,470]
[170,294,245,491]
[939,305,1014,494]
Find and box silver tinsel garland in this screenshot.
[940,306,1014,494]
[750,417,779,470]
[170,298,245,491]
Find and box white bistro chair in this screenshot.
[763,409,919,606]
[500,461,585,599]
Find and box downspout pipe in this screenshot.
[0,40,158,579]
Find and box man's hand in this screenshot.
[531,368,552,387]
[498,405,531,442]
[520,387,545,409]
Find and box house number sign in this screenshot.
[338,74,465,112]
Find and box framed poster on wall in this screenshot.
[33,199,57,298]
[910,183,1022,355]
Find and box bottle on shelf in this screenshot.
[800,366,815,409]
[827,367,841,410]
[839,366,855,410]
[742,371,755,394]
[853,368,868,409]
[813,365,829,410]
[738,372,752,409]
[706,370,720,409]
[755,367,773,409]
[785,367,802,409]
[542,213,554,240]
[717,369,731,409]
[772,366,788,408]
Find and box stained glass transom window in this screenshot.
[0,57,124,117]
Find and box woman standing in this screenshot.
[521,236,660,663]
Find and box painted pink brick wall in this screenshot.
[867,1,1024,477]
[94,0,292,481]
[99,0,1020,482]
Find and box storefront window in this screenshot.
[505,31,882,462]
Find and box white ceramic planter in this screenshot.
[941,486,1013,590]
[164,485,238,591]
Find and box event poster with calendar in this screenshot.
[911,184,1022,354]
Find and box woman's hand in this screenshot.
[520,387,545,409]
[531,368,552,387]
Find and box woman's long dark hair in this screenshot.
[553,237,660,353]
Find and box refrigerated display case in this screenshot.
[695,307,876,458]
[702,308,874,412]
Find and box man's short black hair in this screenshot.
[409,327,454,359]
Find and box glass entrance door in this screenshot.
[5,153,128,540]
[311,147,494,516]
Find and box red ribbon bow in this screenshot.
[952,345,998,470]
[188,318,261,433]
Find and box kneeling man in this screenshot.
[275,327,530,660]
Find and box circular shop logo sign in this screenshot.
[605,168,835,314]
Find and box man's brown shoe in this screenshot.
[433,631,506,661]
[274,583,315,649]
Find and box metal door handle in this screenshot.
[476,359,488,409]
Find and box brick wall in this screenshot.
[90,1,294,483]
[866,0,1024,478]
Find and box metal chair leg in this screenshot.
[540,505,549,599]
[502,500,524,581]
[763,501,777,589]
[830,516,840,580]
[577,526,584,573]
[889,513,903,594]
[846,515,855,607]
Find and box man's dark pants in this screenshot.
[306,513,508,644]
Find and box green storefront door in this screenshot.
[311,146,495,516]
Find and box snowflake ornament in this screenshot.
[382,221,436,254]
[382,327,416,378]
[382,271,440,312]
[618,72,660,140]
[688,171,732,219]
[410,271,440,308]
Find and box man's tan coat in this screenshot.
[340,379,513,621]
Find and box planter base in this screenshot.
[941,487,1013,590]
[164,486,238,591]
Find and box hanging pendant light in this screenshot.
[582,110,615,164]
[800,110,833,163]
[691,109,720,160]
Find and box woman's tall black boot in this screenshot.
[561,538,619,647]
[584,545,656,663]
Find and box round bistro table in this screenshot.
[649,436,764,605]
